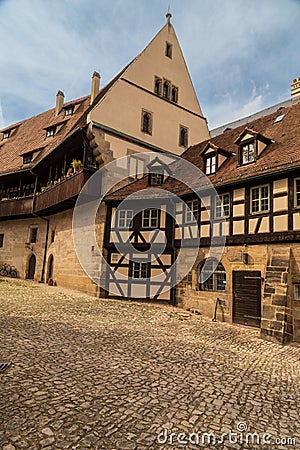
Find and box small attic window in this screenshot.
[165,42,172,58]
[3,130,11,139]
[23,152,33,164]
[274,114,285,124]
[64,105,74,117]
[45,127,56,138]
[149,169,164,186]
[205,155,216,175]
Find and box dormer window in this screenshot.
[165,42,172,58]
[147,156,171,186]
[3,130,10,139]
[23,152,33,164]
[46,127,55,138]
[149,169,164,186]
[205,155,216,175]
[235,128,272,166]
[241,142,255,164]
[64,106,74,117]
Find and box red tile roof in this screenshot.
[0,63,130,177]
[106,100,300,201]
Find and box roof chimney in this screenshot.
[55,90,64,116]
[291,77,300,100]
[90,71,100,105]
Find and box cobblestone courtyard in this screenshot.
[0,279,300,449]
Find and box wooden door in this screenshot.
[27,254,36,280]
[233,271,261,328]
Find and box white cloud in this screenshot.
[1,0,300,129]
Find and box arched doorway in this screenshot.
[27,254,36,280]
[47,254,54,282]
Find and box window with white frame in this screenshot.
[3,130,10,139]
[64,106,74,117]
[251,185,269,213]
[117,210,133,228]
[241,142,255,164]
[295,179,300,207]
[205,155,216,175]
[45,127,55,138]
[186,200,199,222]
[133,262,148,279]
[215,193,230,218]
[199,259,226,291]
[142,209,159,228]
[295,284,300,300]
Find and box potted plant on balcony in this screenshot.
[71,159,82,173]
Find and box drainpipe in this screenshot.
[30,169,50,283]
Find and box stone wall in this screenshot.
[176,244,299,343]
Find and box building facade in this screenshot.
[0,15,209,296]
[104,94,300,344]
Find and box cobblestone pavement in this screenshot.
[0,279,300,450]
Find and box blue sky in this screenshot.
[1,0,300,130]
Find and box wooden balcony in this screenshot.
[34,168,95,214]
[0,196,33,219]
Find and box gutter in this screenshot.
[30,169,50,283]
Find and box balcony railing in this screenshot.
[0,196,33,219]
[34,168,95,214]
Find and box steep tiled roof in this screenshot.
[106,100,300,201]
[0,63,130,177]
[0,96,90,176]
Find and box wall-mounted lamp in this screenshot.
[25,242,33,251]
[243,252,249,264]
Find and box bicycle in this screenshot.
[0,263,18,278]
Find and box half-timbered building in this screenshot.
[0,14,209,295]
[104,89,300,344]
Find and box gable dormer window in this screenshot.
[23,152,33,164]
[3,130,10,139]
[205,155,216,174]
[236,129,272,166]
[149,169,164,186]
[64,106,74,117]
[46,127,56,138]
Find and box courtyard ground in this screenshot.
[0,278,299,449]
